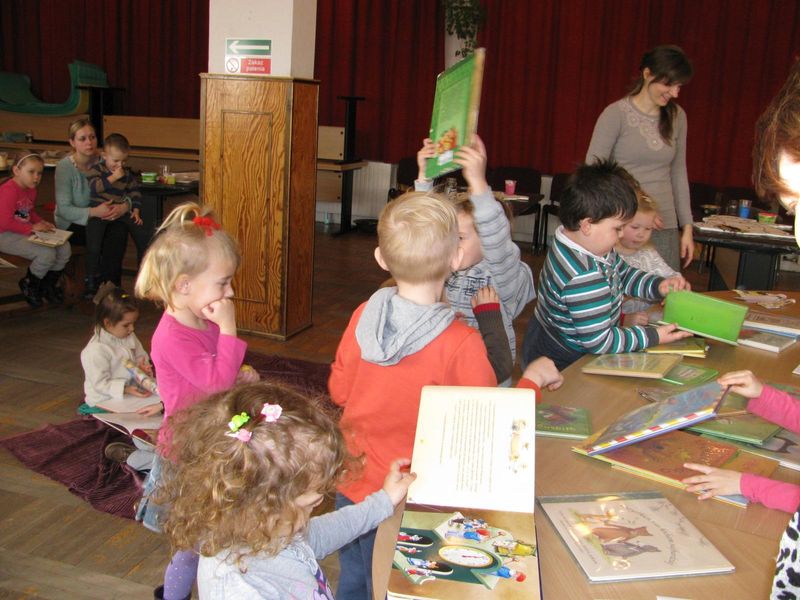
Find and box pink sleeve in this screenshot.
[0,183,32,235]
[163,328,246,395]
[741,472,800,513]
[747,386,800,434]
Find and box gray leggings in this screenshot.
[0,232,71,278]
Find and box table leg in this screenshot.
[336,170,355,235]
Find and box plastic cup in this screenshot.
[504,179,517,195]
[738,199,752,219]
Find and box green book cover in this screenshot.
[689,414,781,445]
[536,404,591,440]
[425,49,485,180]
[660,363,718,386]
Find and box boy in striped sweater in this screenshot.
[521,160,690,370]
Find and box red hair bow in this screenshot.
[192,215,221,236]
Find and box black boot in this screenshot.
[18,269,43,307]
[83,276,98,301]
[41,270,64,304]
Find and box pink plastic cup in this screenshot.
[504,179,517,195]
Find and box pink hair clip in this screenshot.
[225,411,252,442]
[227,428,252,442]
[261,403,282,422]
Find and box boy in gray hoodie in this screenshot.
[328,191,563,600]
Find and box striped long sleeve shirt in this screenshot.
[535,227,663,354]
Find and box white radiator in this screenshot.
[315,161,393,224]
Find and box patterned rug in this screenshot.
[0,352,332,519]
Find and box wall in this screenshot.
[208,0,316,77]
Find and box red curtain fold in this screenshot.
[0,0,208,119]
[314,0,445,163]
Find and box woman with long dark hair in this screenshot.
[586,45,694,271]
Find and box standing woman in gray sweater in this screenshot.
[586,45,694,271]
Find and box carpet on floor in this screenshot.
[0,352,332,519]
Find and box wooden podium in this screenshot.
[200,74,318,339]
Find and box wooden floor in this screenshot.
[0,225,797,599]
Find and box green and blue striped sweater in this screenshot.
[535,228,663,354]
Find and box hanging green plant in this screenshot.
[442,0,486,58]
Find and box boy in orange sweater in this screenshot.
[329,191,562,599]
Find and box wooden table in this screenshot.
[373,290,800,599]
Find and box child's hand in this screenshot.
[125,384,152,398]
[236,364,261,384]
[521,357,564,391]
[470,286,499,309]
[655,323,692,344]
[416,138,436,181]
[454,134,489,195]
[201,298,237,335]
[658,275,691,297]
[624,311,650,327]
[682,463,743,500]
[31,221,55,232]
[137,402,163,417]
[131,208,143,225]
[717,370,764,399]
[109,163,125,182]
[382,458,417,507]
[137,358,154,377]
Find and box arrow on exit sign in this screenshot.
[227,39,271,55]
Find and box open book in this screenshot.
[28,228,73,247]
[574,381,728,456]
[92,412,162,447]
[387,385,541,599]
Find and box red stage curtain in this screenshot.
[477,0,800,187]
[0,0,208,119]
[314,0,445,163]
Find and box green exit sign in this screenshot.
[226,39,271,56]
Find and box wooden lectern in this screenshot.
[200,74,318,339]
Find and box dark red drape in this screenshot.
[0,0,208,118]
[477,0,800,188]
[315,0,800,188]
[314,0,445,163]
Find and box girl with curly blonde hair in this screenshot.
[159,382,415,599]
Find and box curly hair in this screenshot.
[134,201,240,309]
[158,383,355,562]
[754,57,800,202]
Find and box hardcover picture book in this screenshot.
[645,337,709,358]
[742,311,800,337]
[588,429,778,507]
[425,49,485,180]
[737,328,798,353]
[536,404,591,440]
[574,381,727,456]
[703,429,800,472]
[537,491,734,582]
[581,353,681,379]
[660,291,747,345]
[660,363,719,386]
[387,385,541,599]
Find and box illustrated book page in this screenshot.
[28,228,73,247]
[92,412,162,447]
[537,491,734,582]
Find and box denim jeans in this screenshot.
[335,493,377,600]
[521,316,584,371]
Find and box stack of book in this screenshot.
[572,382,780,507]
[645,337,709,358]
[736,311,800,353]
